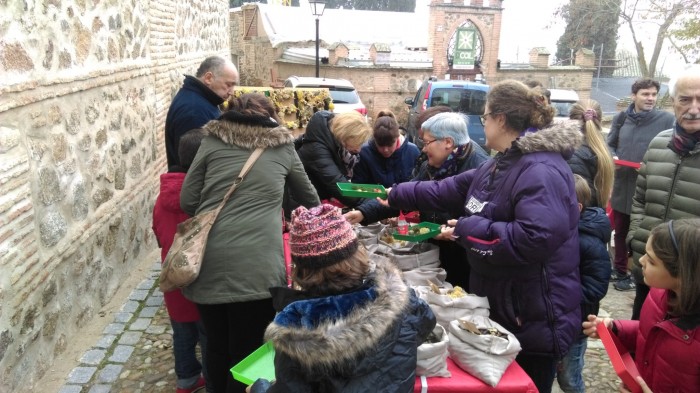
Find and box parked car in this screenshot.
[283,76,367,116]
[549,88,580,117]
[404,77,489,149]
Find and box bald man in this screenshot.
[165,56,239,169]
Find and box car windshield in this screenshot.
[430,88,486,115]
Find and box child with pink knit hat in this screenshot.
[248,203,436,393]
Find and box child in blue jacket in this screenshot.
[556,174,612,393]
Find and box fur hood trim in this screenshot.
[516,119,583,155]
[264,257,410,371]
[204,119,294,150]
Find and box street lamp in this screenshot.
[309,0,326,77]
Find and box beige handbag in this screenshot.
[159,148,264,292]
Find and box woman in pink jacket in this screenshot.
[583,218,700,393]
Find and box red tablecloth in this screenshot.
[414,358,538,393]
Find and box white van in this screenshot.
[549,89,580,117]
[283,76,367,116]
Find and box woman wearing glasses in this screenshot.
[383,80,584,393]
[346,111,489,290]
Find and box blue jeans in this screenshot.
[171,319,209,389]
[556,336,587,393]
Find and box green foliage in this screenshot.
[555,0,621,76]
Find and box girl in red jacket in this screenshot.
[153,129,209,393]
[583,218,700,393]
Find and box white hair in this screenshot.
[421,112,470,146]
[668,64,700,97]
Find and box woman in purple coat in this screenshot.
[383,81,583,393]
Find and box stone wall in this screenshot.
[0,0,230,390]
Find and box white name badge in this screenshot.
[465,196,487,214]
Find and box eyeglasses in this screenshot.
[480,112,493,126]
[421,138,442,147]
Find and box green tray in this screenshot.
[230,342,276,385]
[337,183,387,198]
[392,222,442,242]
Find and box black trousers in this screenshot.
[516,353,557,393]
[197,298,275,393]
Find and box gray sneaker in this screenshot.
[614,276,636,291]
[610,270,630,282]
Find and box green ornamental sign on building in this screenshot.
[453,26,477,69]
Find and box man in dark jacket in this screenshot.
[606,78,674,290]
[164,55,239,168]
[627,65,700,319]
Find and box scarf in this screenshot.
[669,122,700,156]
[427,143,472,180]
[340,146,359,178]
[626,103,650,123]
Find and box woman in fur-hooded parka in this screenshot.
[181,112,319,304]
[181,110,320,391]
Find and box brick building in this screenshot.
[230,0,594,124]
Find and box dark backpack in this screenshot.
[611,111,626,149]
[614,111,626,132]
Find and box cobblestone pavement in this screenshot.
[58,260,637,393]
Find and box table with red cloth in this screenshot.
[414,358,538,393]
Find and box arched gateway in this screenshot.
[427,0,503,81]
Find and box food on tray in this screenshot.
[447,286,467,299]
[351,185,383,193]
[410,226,431,235]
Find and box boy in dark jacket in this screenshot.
[556,174,612,393]
[152,129,209,393]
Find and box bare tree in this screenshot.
[668,12,700,64]
[618,0,699,77]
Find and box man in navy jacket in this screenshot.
[164,55,239,169]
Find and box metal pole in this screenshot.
[315,17,320,77]
[596,43,604,89]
